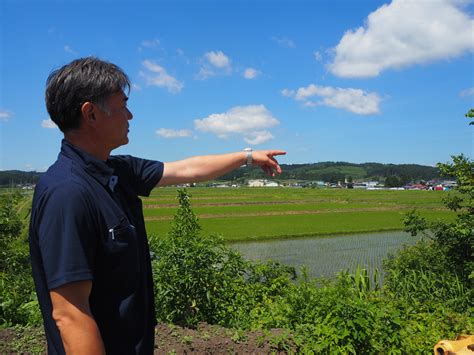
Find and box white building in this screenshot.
[265,181,279,187]
[247,179,279,187]
[248,179,266,187]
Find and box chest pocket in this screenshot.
[107,217,136,250]
[102,216,140,293]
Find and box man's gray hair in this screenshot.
[45,57,130,132]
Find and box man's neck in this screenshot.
[64,132,110,161]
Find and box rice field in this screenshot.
[230,230,419,280]
[143,187,454,242]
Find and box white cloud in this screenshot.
[197,51,232,79]
[283,84,381,115]
[194,105,279,145]
[460,87,474,97]
[314,51,322,62]
[140,60,184,93]
[64,45,76,54]
[329,0,474,78]
[132,83,142,91]
[196,67,215,80]
[272,36,296,48]
[0,110,13,122]
[280,89,295,97]
[156,128,192,138]
[243,68,260,79]
[41,118,58,129]
[205,51,231,68]
[141,39,160,48]
[176,48,190,64]
[244,131,274,145]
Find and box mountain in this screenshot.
[0,162,440,186]
[219,161,439,183]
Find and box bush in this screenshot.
[0,193,23,271]
[151,188,473,353]
[400,154,473,294]
[151,189,249,326]
[243,269,403,354]
[0,192,41,327]
[381,152,474,351]
[384,240,471,313]
[150,189,298,328]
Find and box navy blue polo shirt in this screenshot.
[29,140,163,355]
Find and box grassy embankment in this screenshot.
[144,187,455,241]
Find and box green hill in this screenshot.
[220,161,439,183]
[0,162,439,186]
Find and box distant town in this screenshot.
[1,161,455,191]
[182,178,457,191]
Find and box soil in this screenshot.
[0,323,296,354]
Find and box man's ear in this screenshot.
[80,102,96,126]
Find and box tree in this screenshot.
[466,108,474,125]
[385,175,401,188]
[403,111,473,283]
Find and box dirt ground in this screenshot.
[0,322,296,354]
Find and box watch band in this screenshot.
[244,148,253,166]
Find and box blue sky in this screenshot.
[1,0,473,171]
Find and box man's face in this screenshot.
[94,91,133,150]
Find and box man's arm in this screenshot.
[157,150,286,187]
[50,280,105,355]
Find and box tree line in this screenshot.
[0,171,43,187]
[220,161,440,184]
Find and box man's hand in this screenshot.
[158,149,287,187]
[251,150,286,177]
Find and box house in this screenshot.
[265,181,279,187]
[247,179,280,187]
[405,183,427,190]
[248,179,266,187]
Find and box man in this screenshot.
[29,57,285,355]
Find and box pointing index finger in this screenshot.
[268,150,287,157]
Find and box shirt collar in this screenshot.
[60,139,115,187]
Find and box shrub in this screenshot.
[384,240,471,313]
[151,188,473,353]
[150,189,299,329]
[151,189,249,326]
[0,193,23,271]
[0,192,41,327]
[405,155,473,281]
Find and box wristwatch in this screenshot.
[244,147,253,166]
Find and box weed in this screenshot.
[180,335,193,345]
[231,329,247,342]
[200,332,211,341]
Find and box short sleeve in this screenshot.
[110,155,164,197]
[36,183,98,290]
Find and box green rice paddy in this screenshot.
[143,187,454,242]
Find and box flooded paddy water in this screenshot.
[230,231,420,281]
